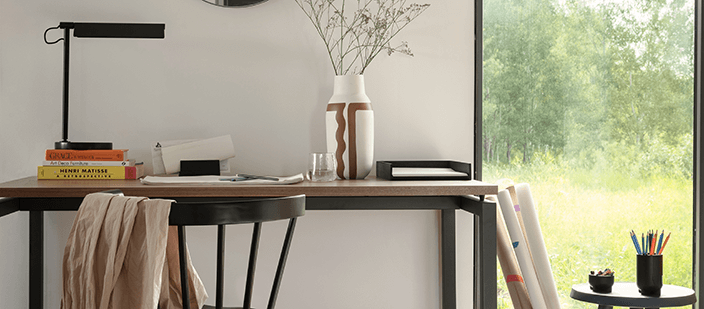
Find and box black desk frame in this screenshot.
[0,195,497,309]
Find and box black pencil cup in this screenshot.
[637,254,663,297]
[589,274,614,293]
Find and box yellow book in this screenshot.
[37,164,144,180]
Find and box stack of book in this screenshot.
[37,149,145,180]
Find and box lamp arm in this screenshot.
[44,25,71,143]
[61,27,70,143]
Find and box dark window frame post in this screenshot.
[694,0,702,306]
[474,0,483,182]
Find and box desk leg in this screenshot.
[30,210,43,309]
[476,199,497,309]
[441,209,457,309]
[461,196,497,309]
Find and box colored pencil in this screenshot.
[656,230,665,254]
[630,231,636,254]
[658,232,671,255]
[642,233,645,255]
[646,230,653,255]
[630,230,641,255]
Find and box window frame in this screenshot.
[473,0,703,307]
[694,0,702,305]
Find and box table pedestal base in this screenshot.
[571,282,695,309]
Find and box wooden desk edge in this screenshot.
[0,176,498,198]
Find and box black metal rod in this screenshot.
[61,27,70,142]
[216,225,225,309]
[484,199,498,309]
[441,209,457,309]
[476,199,497,309]
[29,211,44,309]
[243,222,261,309]
[178,226,191,309]
[268,218,298,309]
[474,208,482,309]
[460,195,497,309]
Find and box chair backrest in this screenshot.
[168,194,306,226]
[169,194,306,309]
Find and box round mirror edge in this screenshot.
[202,0,270,8]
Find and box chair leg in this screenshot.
[216,225,226,309]
[178,225,191,309]
[243,222,261,309]
[267,218,298,309]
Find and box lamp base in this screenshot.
[55,141,113,150]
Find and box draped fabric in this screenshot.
[61,193,207,309]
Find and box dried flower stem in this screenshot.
[295,0,430,75]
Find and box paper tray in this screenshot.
[376,161,472,180]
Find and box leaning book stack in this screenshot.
[38,149,145,180]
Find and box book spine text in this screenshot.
[43,160,134,167]
[45,149,128,161]
[37,165,142,179]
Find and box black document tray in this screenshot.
[376,161,472,180]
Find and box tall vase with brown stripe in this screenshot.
[325,75,374,179]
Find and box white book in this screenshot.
[43,159,135,167]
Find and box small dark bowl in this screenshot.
[589,274,614,293]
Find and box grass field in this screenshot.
[483,162,693,308]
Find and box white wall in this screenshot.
[0,0,475,308]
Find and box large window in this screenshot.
[478,0,695,307]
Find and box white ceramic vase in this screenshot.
[325,75,374,179]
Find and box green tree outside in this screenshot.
[483,0,694,307]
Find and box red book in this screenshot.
[45,149,129,161]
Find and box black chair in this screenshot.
[169,195,305,309]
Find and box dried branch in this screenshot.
[295,0,430,75]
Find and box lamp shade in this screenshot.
[60,22,165,39]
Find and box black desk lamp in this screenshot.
[44,22,165,150]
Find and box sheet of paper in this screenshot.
[141,174,305,185]
[152,139,197,175]
[391,167,467,177]
[152,135,236,175]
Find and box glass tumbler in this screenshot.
[306,152,337,182]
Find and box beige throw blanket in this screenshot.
[61,193,208,309]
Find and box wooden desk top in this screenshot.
[0,176,498,198]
